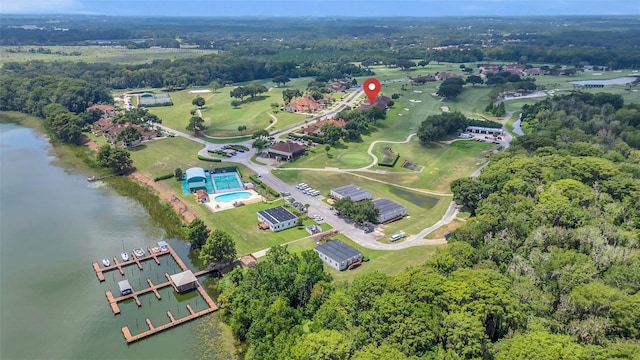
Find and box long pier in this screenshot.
[92,243,219,343]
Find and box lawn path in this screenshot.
[360,132,417,170]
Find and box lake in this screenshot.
[0,123,215,359]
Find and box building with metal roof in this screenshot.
[185,167,207,192]
[372,198,407,223]
[315,240,363,271]
[170,270,197,293]
[257,206,298,232]
[330,184,372,202]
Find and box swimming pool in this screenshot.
[211,172,243,193]
[214,191,252,202]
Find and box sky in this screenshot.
[1,0,639,17]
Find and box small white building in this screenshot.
[170,270,197,293]
[257,206,298,232]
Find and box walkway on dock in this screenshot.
[92,243,220,343]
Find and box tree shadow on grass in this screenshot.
[129,144,148,152]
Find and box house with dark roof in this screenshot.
[93,117,116,135]
[315,240,363,271]
[257,206,298,232]
[326,78,350,92]
[330,184,372,202]
[267,141,306,161]
[87,104,116,118]
[359,95,391,111]
[435,72,460,81]
[372,198,407,223]
[300,119,346,136]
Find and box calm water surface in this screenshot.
[0,123,209,359]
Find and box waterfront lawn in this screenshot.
[272,169,452,236]
[286,234,445,283]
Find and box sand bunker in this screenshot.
[413,90,423,93]
[189,89,212,94]
[440,106,449,112]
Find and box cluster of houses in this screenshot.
[478,63,547,77]
[411,72,461,83]
[89,104,158,148]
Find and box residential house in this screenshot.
[266,141,306,161]
[326,78,351,92]
[359,95,391,111]
[435,72,460,81]
[87,104,117,117]
[301,119,346,136]
[283,96,325,113]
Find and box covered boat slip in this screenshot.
[92,242,219,343]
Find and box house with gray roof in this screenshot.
[372,198,407,223]
[257,206,298,232]
[330,184,372,202]
[315,240,363,271]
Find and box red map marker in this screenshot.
[363,77,381,106]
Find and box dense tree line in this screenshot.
[333,198,379,224]
[520,92,640,149]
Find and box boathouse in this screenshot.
[118,280,133,295]
[170,270,197,292]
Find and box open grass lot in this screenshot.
[141,78,310,138]
[0,46,217,66]
[286,234,445,283]
[367,138,494,192]
[272,169,452,236]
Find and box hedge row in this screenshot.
[250,175,280,198]
[290,133,326,145]
[198,155,222,162]
[468,119,502,129]
[378,154,400,167]
[153,173,174,182]
[250,175,262,184]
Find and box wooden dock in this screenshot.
[94,243,220,343]
[92,249,167,282]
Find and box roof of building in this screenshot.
[87,104,116,113]
[185,167,206,181]
[302,119,346,136]
[331,184,372,200]
[287,96,323,112]
[269,141,306,155]
[315,240,362,263]
[170,270,197,287]
[195,189,209,199]
[372,198,406,214]
[359,95,391,111]
[118,280,132,292]
[240,255,257,267]
[94,117,115,131]
[258,206,297,224]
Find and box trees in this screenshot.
[230,100,242,108]
[186,218,210,250]
[272,75,291,87]
[199,229,237,265]
[417,112,469,144]
[186,116,205,133]
[174,167,183,181]
[466,75,484,86]
[96,144,133,172]
[282,89,302,104]
[324,144,331,155]
[192,96,205,108]
[320,124,345,145]
[333,198,379,224]
[437,78,465,99]
[238,125,247,132]
[116,125,141,145]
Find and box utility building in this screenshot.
[315,240,363,271]
[257,206,298,232]
[372,198,407,223]
[330,184,372,202]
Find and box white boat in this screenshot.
[133,248,145,258]
[102,258,111,267]
[120,240,129,261]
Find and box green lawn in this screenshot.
[272,169,452,236]
[0,46,218,65]
[141,79,310,138]
[286,234,445,283]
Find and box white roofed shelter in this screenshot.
[170,270,198,292]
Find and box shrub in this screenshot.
[154,173,174,181]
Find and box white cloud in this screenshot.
[1,0,80,13]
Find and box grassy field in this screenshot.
[0,46,218,66]
[286,234,445,283]
[272,169,452,236]
[138,79,310,138]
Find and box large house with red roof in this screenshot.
[87,104,117,117]
[283,96,327,113]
